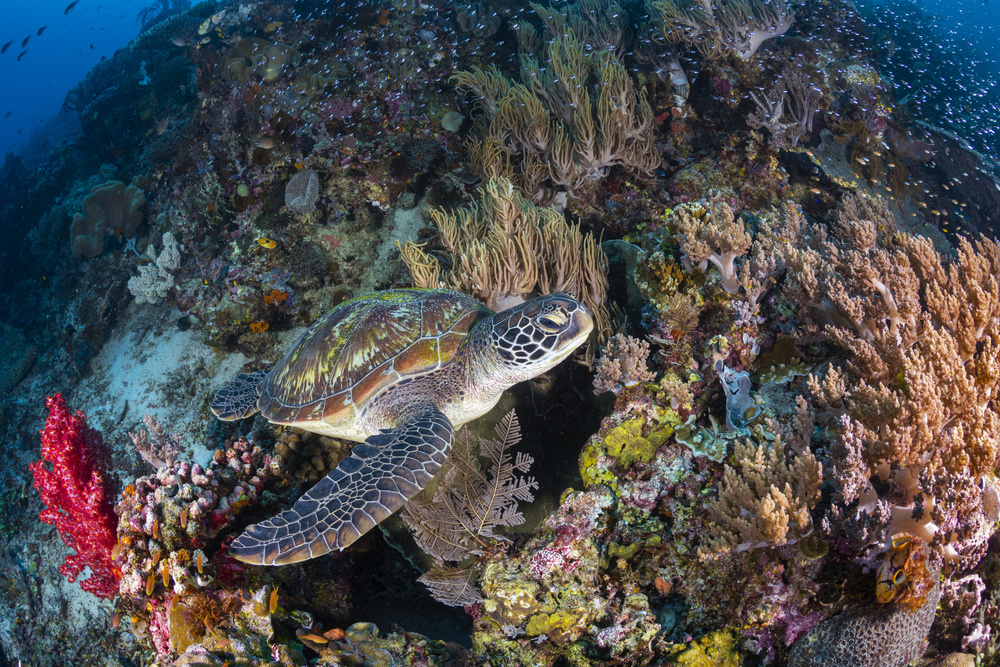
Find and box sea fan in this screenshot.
[417,565,484,607]
[402,410,537,605]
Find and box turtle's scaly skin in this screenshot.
[211,288,593,565]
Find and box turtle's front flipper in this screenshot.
[211,371,268,421]
[229,407,454,565]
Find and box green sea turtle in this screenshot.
[211,288,593,565]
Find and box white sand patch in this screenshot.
[71,301,256,466]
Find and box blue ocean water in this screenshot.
[0,0,147,161]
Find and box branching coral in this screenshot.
[399,176,610,360]
[31,394,121,599]
[699,433,823,558]
[649,0,795,61]
[673,196,753,294]
[780,193,1000,569]
[593,333,658,395]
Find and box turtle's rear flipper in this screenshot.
[211,371,268,421]
[229,406,455,565]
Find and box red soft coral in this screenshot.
[30,394,120,598]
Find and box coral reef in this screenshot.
[3,0,1000,663]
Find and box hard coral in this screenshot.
[788,577,941,666]
[116,438,276,600]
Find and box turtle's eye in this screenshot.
[535,308,569,332]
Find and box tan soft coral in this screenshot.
[672,196,752,294]
[699,433,823,559]
[782,193,1000,568]
[399,176,610,361]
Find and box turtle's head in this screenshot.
[487,292,594,381]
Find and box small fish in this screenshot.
[255,137,274,149]
[179,505,189,527]
[300,633,328,644]
[257,237,276,249]
[145,571,156,595]
[65,0,79,14]
[151,550,162,567]
[211,9,226,24]
[37,26,47,36]
[197,17,212,35]
[170,36,187,47]
[17,50,27,62]
[89,44,95,49]
[196,551,203,574]
[110,612,121,629]
[162,564,170,587]
[21,36,30,48]
[1,41,12,54]
[269,588,279,613]
[156,117,169,135]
